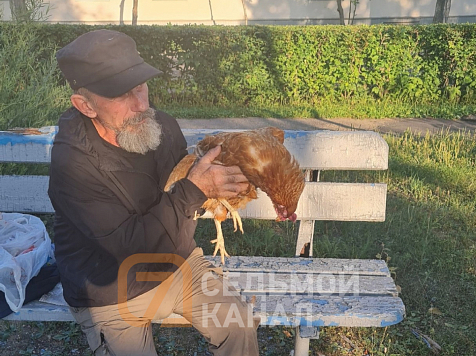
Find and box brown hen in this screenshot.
[164,127,305,264]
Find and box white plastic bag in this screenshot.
[0,212,53,312]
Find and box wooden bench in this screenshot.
[0,127,405,356]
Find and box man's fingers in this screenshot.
[225,172,248,184]
[188,149,250,198]
[218,183,249,198]
[224,182,249,192]
[224,165,242,175]
[200,146,221,164]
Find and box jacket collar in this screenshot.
[54,107,171,172]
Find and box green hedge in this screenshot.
[0,24,70,129]
[1,23,475,125]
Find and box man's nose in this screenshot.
[130,90,149,112]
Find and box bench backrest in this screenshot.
[0,127,388,223]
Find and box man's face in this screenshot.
[85,83,162,154]
[92,82,150,131]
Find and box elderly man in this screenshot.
[48,29,259,356]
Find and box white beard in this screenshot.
[115,107,162,155]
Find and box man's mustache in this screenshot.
[121,108,154,129]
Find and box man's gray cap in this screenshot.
[56,29,162,98]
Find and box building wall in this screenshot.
[1,0,475,25]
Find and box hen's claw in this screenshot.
[218,199,244,234]
[211,238,230,265]
[230,210,244,234]
[212,219,230,264]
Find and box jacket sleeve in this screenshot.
[48,144,207,262]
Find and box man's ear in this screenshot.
[70,94,98,119]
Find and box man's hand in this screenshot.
[187,146,249,198]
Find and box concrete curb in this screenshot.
[177,117,476,135]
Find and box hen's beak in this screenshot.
[274,205,297,222]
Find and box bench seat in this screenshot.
[5,256,404,330]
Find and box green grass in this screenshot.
[161,100,476,120]
[1,130,475,355]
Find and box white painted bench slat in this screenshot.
[4,294,405,328]
[4,296,403,327]
[227,273,398,296]
[0,176,387,221]
[0,176,53,213]
[205,256,390,276]
[252,295,405,327]
[230,183,387,221]
[160,296,405,328]
[0,128,388,170]
[0,127,57,164]
[4,301,73,322]
[182,129,389,170]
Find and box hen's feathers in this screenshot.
[195,127,303,218]
[164,154,197,192]
[164,127,305,263]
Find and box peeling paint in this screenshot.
[381,313,404,327]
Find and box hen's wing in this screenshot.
[195,127,287,187]
[164,154,197,192]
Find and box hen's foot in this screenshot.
[211,237,230,265]
[230,210,244,234]
[212,219,230,264]
[218,199,244,234]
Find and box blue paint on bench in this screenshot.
[381,313,404,327]
[284,131,313,139]
[337,303,350,313]
[266,314,403,328]
[308,299,329,306]
[291,260,313,266]
[265,316,329,327]
[0,129,57,146]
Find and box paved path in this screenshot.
[177,117,476,135]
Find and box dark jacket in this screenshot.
[48,108,206,307]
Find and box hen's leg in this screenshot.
[193,210,200,220]
[211,218,230,265]
[218,199,244,234]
